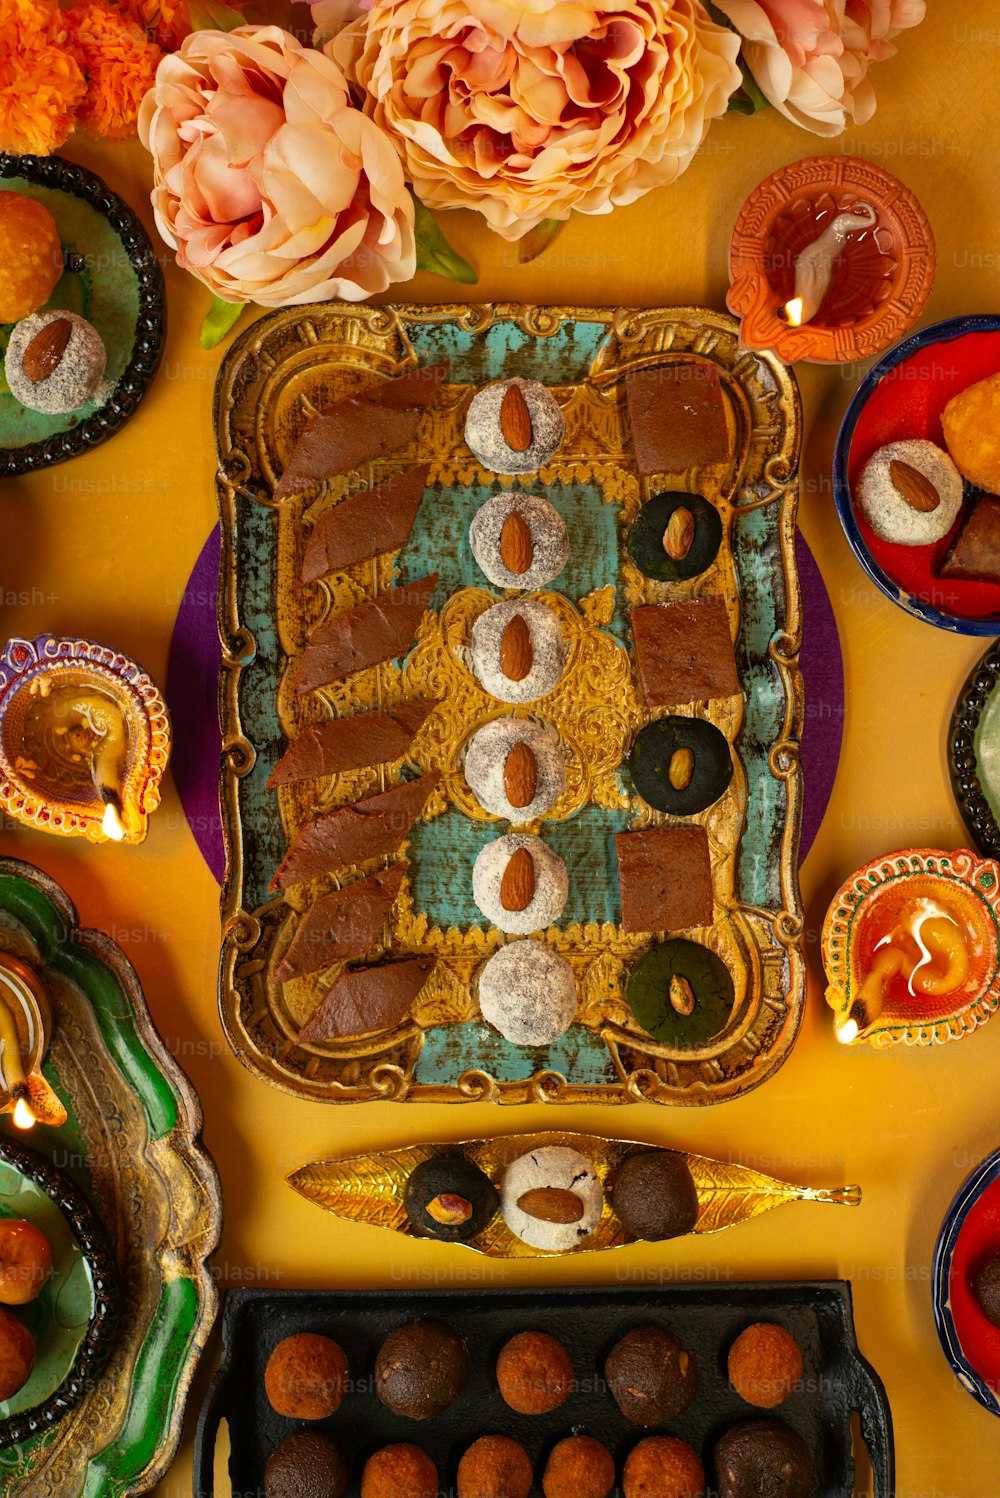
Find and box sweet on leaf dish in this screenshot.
[403,1156,499,1244]
[499,1145,603,1252]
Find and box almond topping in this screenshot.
[500,382,533,451]
[889,459,939,513]
[499,612,533,681]
[503,740,538,809]
[426,1193,474,1226]
[669,975,696,1017]
[662,506,696,561]
[516,1187,584,1224]
[500,510,534,575]
[22,317,71,383]
[500,846,535,911]
[668,747,695,792]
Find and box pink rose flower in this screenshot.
[327,0,742,241]
[714,0,925,136]
[138,24,415,305]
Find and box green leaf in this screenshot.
[413,197,478,285]
[200,295,245,350]
[727,58,772,115]
[188,0,246,31]
[518,217,565,265]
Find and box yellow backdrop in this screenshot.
[2,3,997,1493]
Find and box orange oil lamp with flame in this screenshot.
[0,951,66,1129]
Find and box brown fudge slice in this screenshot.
[274,864,406,983]
[270,773,440,892]
[302,464,430,583]
[626,363,730,475]
[937,495,1000,583]
[267,699,440,788]
[631,598,740,705]
[298,956,436,1042]
[615,827,713,933]
[274,363,449,502]
[294,573,437,695]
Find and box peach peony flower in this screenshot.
[68,2,163,140]
[328,0,742,240]
[0,0,88,156]
[138,24,415,305]
[714,0,925,135]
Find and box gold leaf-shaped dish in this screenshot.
[287,1130,859,1258]
[822,847,1000,1048]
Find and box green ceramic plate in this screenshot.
[0,859,220,1497]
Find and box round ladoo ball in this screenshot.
[622,1436,705,1498]
[627,491,723,581]
[457,1435,534,1498]
[264,1431,349,1498]
[463,716,566,822]
[0,192,63,322]
[713,1419,812,1498]
[611,1150,699,1242]
[5,310,106,414]
[605,1325,698,1425]
[629,716,734,816]
[465,378,564,475]
[542,1435,615,1498]
[472,832,568,935]
[361,1444,439,1498]
[470,491,570,590]
[470,598,565,704]
[496,1329,574,1414]
[627,939,735,1049]
[727,1322,803,1408]
[855,439,964,545]
[403,1155,499,1243]
[500,1144,603,1252]
[264,1332,348,1420]
[972,1250,1000,1329]
[478,939,577,1046]
[375,1318,469,1419]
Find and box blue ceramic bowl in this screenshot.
[932,1144,1000,1416]
[833,313,1000,636]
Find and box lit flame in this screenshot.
[102,801,125,842]
[12,1096,35,1130]
[837,1016,860,1046]
[782,297,804,327]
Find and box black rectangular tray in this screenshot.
[193,1283,892,1498]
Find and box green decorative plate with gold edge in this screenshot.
[0,858,220,1497]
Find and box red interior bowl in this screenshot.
[948,1171,1000,1392]
[837,318,1000,631]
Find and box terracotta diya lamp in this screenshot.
[0,634,171,844]
[0,951,66,1129]
[822,848,1000,1048]
[728,156,935,365]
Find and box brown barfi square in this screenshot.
[626,363,730,475]
[615,826,713,932]
[631,598,740,705]
[938,495,1000,584]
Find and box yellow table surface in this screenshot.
[3,3,999,1492]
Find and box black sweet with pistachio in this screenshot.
[629,716,734,816]
[403,1155,499,1243]
[627,939,735,1049]
[626,491,723,582]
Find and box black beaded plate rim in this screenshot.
[949,638,1000,859]
[0,151,166,477]
[0,1130,119,1450]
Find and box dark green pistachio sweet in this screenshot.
[626,491,723,582]
[627,939,735,1048]
[629,716,733,816]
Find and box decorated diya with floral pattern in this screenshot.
[0,634,171,844]
[822,848,1000,1048]
[728,156,935,365]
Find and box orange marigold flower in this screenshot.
[121,0,192,51]
[66,2,163,140]
[0,0,87,156]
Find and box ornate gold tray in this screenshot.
[288,1130,859,1259]
[216,303,804,1104]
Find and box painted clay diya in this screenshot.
[822,848,1000,1048]
[950,639,1000,857]
[288,1129,860,1260]
[0,634,171,844]
[934,1144,1000,1417]
[728,155,935,365]
[0,951,65,1129]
